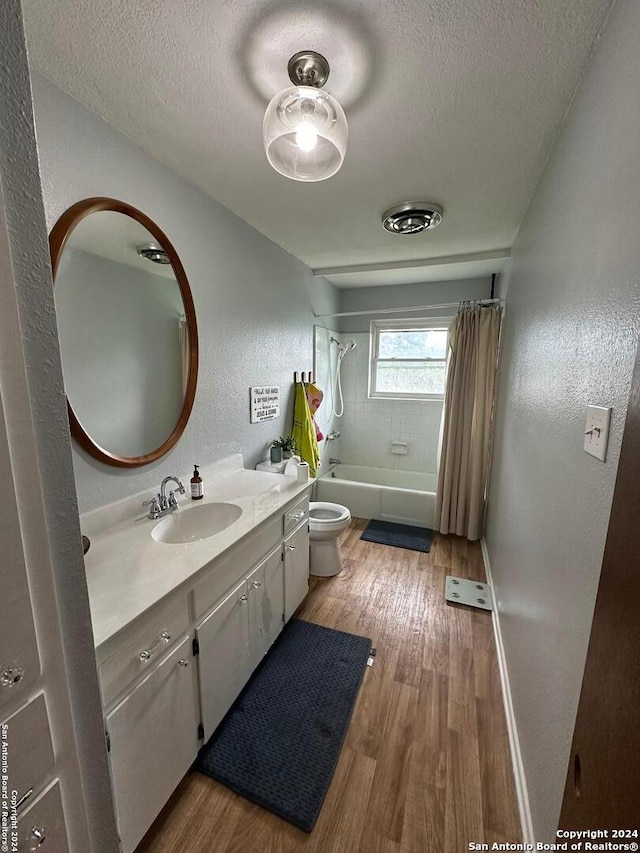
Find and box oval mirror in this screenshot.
[50,198,198,467]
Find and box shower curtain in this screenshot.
[435,304,502,540]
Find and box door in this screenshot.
[0,392,41,710]
[196,577,250,741]
[106,637,199,853]
[283,522,310,621]
[559,341,640,827]
[247,546,284,671]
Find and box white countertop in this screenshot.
[81,456,312,650]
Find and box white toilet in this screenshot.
[308,501,351,577]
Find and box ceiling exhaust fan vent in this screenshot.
[382,202,444,235]
[136,243,171,264]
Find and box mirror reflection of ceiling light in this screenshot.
[136,243,171,264]
[263,51,348,182]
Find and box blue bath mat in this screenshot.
[195,618,371,832]
[360,518,434,552]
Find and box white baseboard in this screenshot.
[481,537,535,845]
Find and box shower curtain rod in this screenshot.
[314,297,505,320]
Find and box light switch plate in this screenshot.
[584,405,612,462]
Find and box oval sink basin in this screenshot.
[152,502,242,545]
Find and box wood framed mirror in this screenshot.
[50,197,198,467]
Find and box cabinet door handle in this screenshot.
[239,594,248,602]
[252,580,262,588]
[177,659,189,668]
[1,666,24,688]
[287,543,296,551]
[138,631,171,662]
[287,510,305,522]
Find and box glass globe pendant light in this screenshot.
[263,51,348,182]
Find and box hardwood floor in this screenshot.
[137,520,521,853]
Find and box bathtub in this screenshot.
[316,464,437,529]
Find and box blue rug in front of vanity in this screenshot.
[360,518,434,552]
[195,618,371,832]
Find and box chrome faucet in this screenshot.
[143,475,187,520]
[326,430,341,441]
[329,457,342,465]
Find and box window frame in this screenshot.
[368,317,451,401]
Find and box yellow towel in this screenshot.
[292,382,320,477]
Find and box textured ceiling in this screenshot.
[22,0,612,283]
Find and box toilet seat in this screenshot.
[309,501,350,529]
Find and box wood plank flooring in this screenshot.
[137,520,521,853]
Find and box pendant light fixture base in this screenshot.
[287,51,330,88]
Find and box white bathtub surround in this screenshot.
[317,464,436,528]
[336,331,444,475]
[313,325,342,472]
[81,455,312,649]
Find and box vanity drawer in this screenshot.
[2,693,55,815]
[99,597,189,708]
[283,496,309,537]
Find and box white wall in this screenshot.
[485,0,640,840]
[338,278,492,333]
[31,74,339,512]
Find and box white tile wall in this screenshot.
[313,326,342,472]
[330,332,442,476]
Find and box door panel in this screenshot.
[196,578,250,741]
[106,637,199,853]
[2,693,54,811]
[559,342,640,827]
[17,780,69,853]
[247,546,284,671]
[284,523,310,621]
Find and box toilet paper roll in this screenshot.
[297,461,310,483]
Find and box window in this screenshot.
[369,318,450,400]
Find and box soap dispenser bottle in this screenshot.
[190,464,203,500]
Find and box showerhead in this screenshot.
[331,336,357,353]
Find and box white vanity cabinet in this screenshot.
[105,636,200,853]
[93,482,311,852]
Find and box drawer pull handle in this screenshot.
[1,666,24,688]
[239,594,248,602]
[15,788,34,812]
[28,826,46,849]
[177,659,189,668]
[138,631,171,662]
[252,580,262,588]
[287,510,305,522]
[287,544,296,551]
